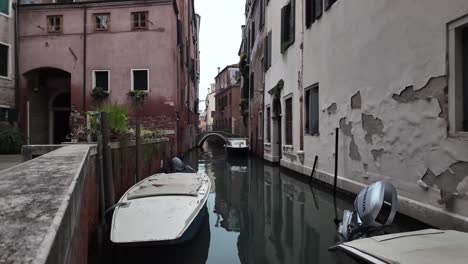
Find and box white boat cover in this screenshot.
[127,173,203,199]
[335,229,468,264]
[111,172,211,244]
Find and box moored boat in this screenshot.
[110,172,211,246]
[225,138,249,155]
[332,229,468,264]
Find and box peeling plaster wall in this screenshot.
[264,0,468,230]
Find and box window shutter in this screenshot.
[315,0,323,19]
[281,5,286,52]
[325,0,337,11]
[0,0,9,15]
[263,36,268,71]
[305,0,311,28]
[290,0,295,45]
[268,31,272,68]
[177,19,182,46]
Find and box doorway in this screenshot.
[24,68,71,144]
[50,93,71,144]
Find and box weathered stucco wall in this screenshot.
[264,0,468,230]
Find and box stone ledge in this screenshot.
[0,145,94,264]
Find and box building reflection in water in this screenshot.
[212,153,353,264]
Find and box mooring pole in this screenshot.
[308,155,318,185]
[96,115,106,224]
[101,112,115,209]
[333,127,339,197]
[135,115,142,183]
[95,113,106,257]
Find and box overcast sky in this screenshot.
[196,0,245,111]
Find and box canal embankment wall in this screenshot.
[0,139,169,264]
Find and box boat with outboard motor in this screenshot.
[110,158,211,246]
[330,181,468,263]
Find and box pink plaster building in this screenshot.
[17,0,199,155]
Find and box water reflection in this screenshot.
[105,142,354,264]
[197,143,353,264]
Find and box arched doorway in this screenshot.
[24,68,71,144]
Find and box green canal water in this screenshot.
[104,142,425,264]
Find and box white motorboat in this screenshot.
[225,138,249,155]
[332,229,468,264]
[110,172,211,245]
[330,181,468,263]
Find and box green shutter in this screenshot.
[0,0,9,15]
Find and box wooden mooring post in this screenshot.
[101,112,115,209]
[135,115,142,183]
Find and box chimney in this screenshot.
[217,67,221,73]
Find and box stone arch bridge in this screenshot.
[196,131,240,147]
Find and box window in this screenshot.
[251,22,256,49]
[281,0,295,53]
[250,72,255,99]
[264,31,272,71]
[131,69,149,91]
[0,43,9,78]
[131,12,148,30]
[266,107,271,142]
[93,70,110,92]
[305,0,323,28]
[0,0,9,16]
[305,84,319,135]
[285,97,293,145]
[260,0,265,30]
[258,111,263,140]
[94,14,110,31]
[449,17,468,132]
[47,15,63,33]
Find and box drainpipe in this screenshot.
[13,2,20,123]
[82,7,87,111]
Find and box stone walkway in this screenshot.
[0,155,22,172]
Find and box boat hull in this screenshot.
[225,146,249,156]
[110,173,211,246]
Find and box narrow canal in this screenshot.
[104,141,425,264]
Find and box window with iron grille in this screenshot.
[285,97,293,145]
[47,15,63,33]
[131,12,148,30]
[280,0,295,53]
[94,14,110,31]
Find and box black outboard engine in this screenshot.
[338,181,398,241]
[170,157,186,172]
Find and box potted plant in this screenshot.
[91,87,109,100]
[67,125,90,143]
[128,90,148,104]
